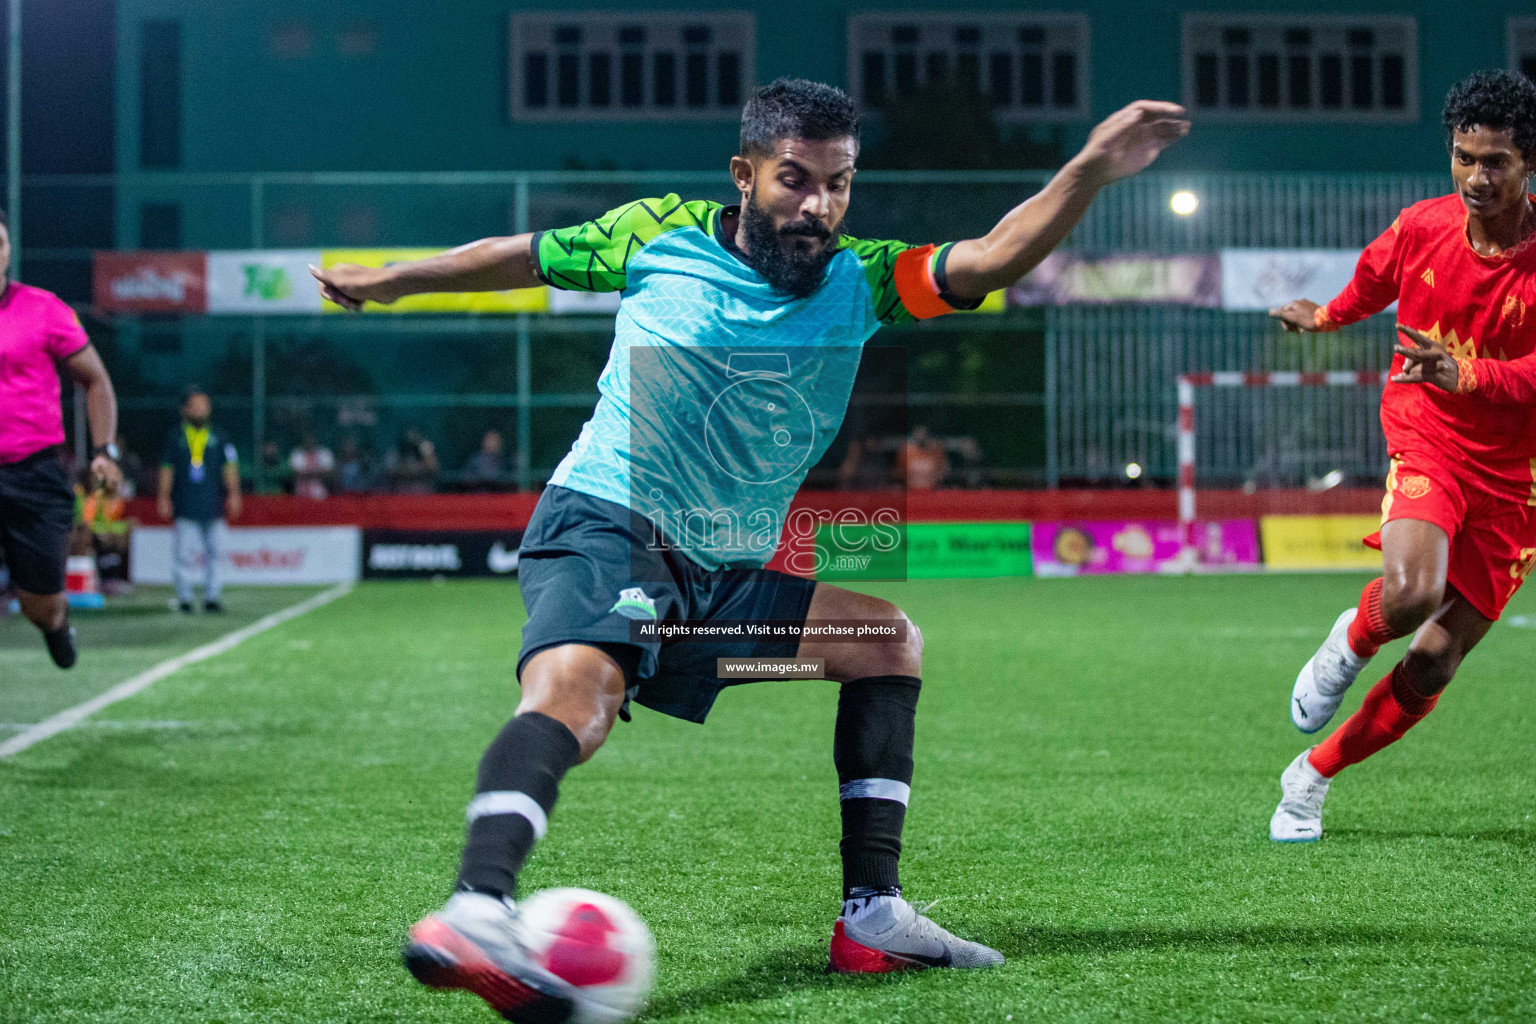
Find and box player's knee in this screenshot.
[1381,574,1443,631]
[870,608,922,678]
[517,645,627,762]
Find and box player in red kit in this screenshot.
[1267,70,1536,841]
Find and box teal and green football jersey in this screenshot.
[533,194,977,570]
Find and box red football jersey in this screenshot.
[1320,194,1536,506]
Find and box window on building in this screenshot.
[511,12,754,120]
[139,20,182,169]
[1184,15,1416,121]
[1510,18,1536,83]
[848,13,1090,121]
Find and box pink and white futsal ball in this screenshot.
[516,888,655,1024]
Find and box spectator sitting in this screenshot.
[895,426,950,491]
[290,433,335,500]
[465,430,508,491]
[836,436,890,490]
[255,439,291,495]
[387,427,439,494]
[113,435,145,499]
[336,435,377,494]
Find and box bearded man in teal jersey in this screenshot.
[315,79,1186,1019]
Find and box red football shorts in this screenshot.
[1365,452,1536,620]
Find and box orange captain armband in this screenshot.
[892,244,958,320]
[1313,304,1342,332]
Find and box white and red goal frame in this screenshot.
[1176,370,1388,568]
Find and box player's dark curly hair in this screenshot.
[740,78,859,158]
[1443,70,1536,160]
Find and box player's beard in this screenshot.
[739,188,840,299]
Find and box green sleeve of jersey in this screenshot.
[839,236,923,326]
[838,236,978,326]
[533,195,721,292]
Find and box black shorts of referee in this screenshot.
[0,445,74,596]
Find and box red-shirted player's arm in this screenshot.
[1315,218,1407,330]
[1461,351,1536,404]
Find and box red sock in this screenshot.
[1307,663,1440,778]
[1345,577,1403,658]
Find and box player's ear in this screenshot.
[729,155,755,200]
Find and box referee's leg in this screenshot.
[0,464,78,668]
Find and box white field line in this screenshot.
[0,583,352,760]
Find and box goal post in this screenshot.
[1176,370,1388,569]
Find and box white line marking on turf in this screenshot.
[0,583,352,760]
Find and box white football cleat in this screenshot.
[1291,608,1369,734]
[830,896,1004,972]
[1270,749,1330,842]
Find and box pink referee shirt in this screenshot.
[0,283,91,464]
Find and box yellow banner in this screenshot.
[1260,515,1382,570]
[320,249,549,313]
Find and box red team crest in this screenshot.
[1398,474,1432,500]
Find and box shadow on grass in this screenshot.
[989,920,1536,958]
[641,921,1536,1019]
[643,941,925,1020]
[1328,826,1536,847]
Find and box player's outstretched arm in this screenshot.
[309,234,540,311]
[942,101,1189,299]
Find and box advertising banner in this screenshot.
[1220,249,1375,312]
[1009,252,1221,307]
[130,527,361,585]
[93,251,208,313]
[1259,515,1382,570]
[361,529,525,578]
[1032,519,1260,576]
[207,250,325,313]
[320,249,549,313]
[906,521,1032,578]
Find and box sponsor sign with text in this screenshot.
[1219,249,1384,312]
[207,250,325,313]
[130,526,361,585]
[1010,252,1221,307]
[93,251,208,313]
[1259,515,1383,570]
[361,530,525,578]
[1032,519,1260,576]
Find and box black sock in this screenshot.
[834,675,920,898]
[455,712,581,899]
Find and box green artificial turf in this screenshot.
[1,574,1533,1023]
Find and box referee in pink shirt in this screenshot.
[0,211,122,668]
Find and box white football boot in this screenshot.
[1269,749,1330,842]
[1291,608,1369,733]
[403,891,577,1023]
[831,896,1005,972]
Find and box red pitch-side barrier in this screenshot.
[124,488,1381,531]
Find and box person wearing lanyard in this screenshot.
[0,210,122,668]
[157,387,241,613]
